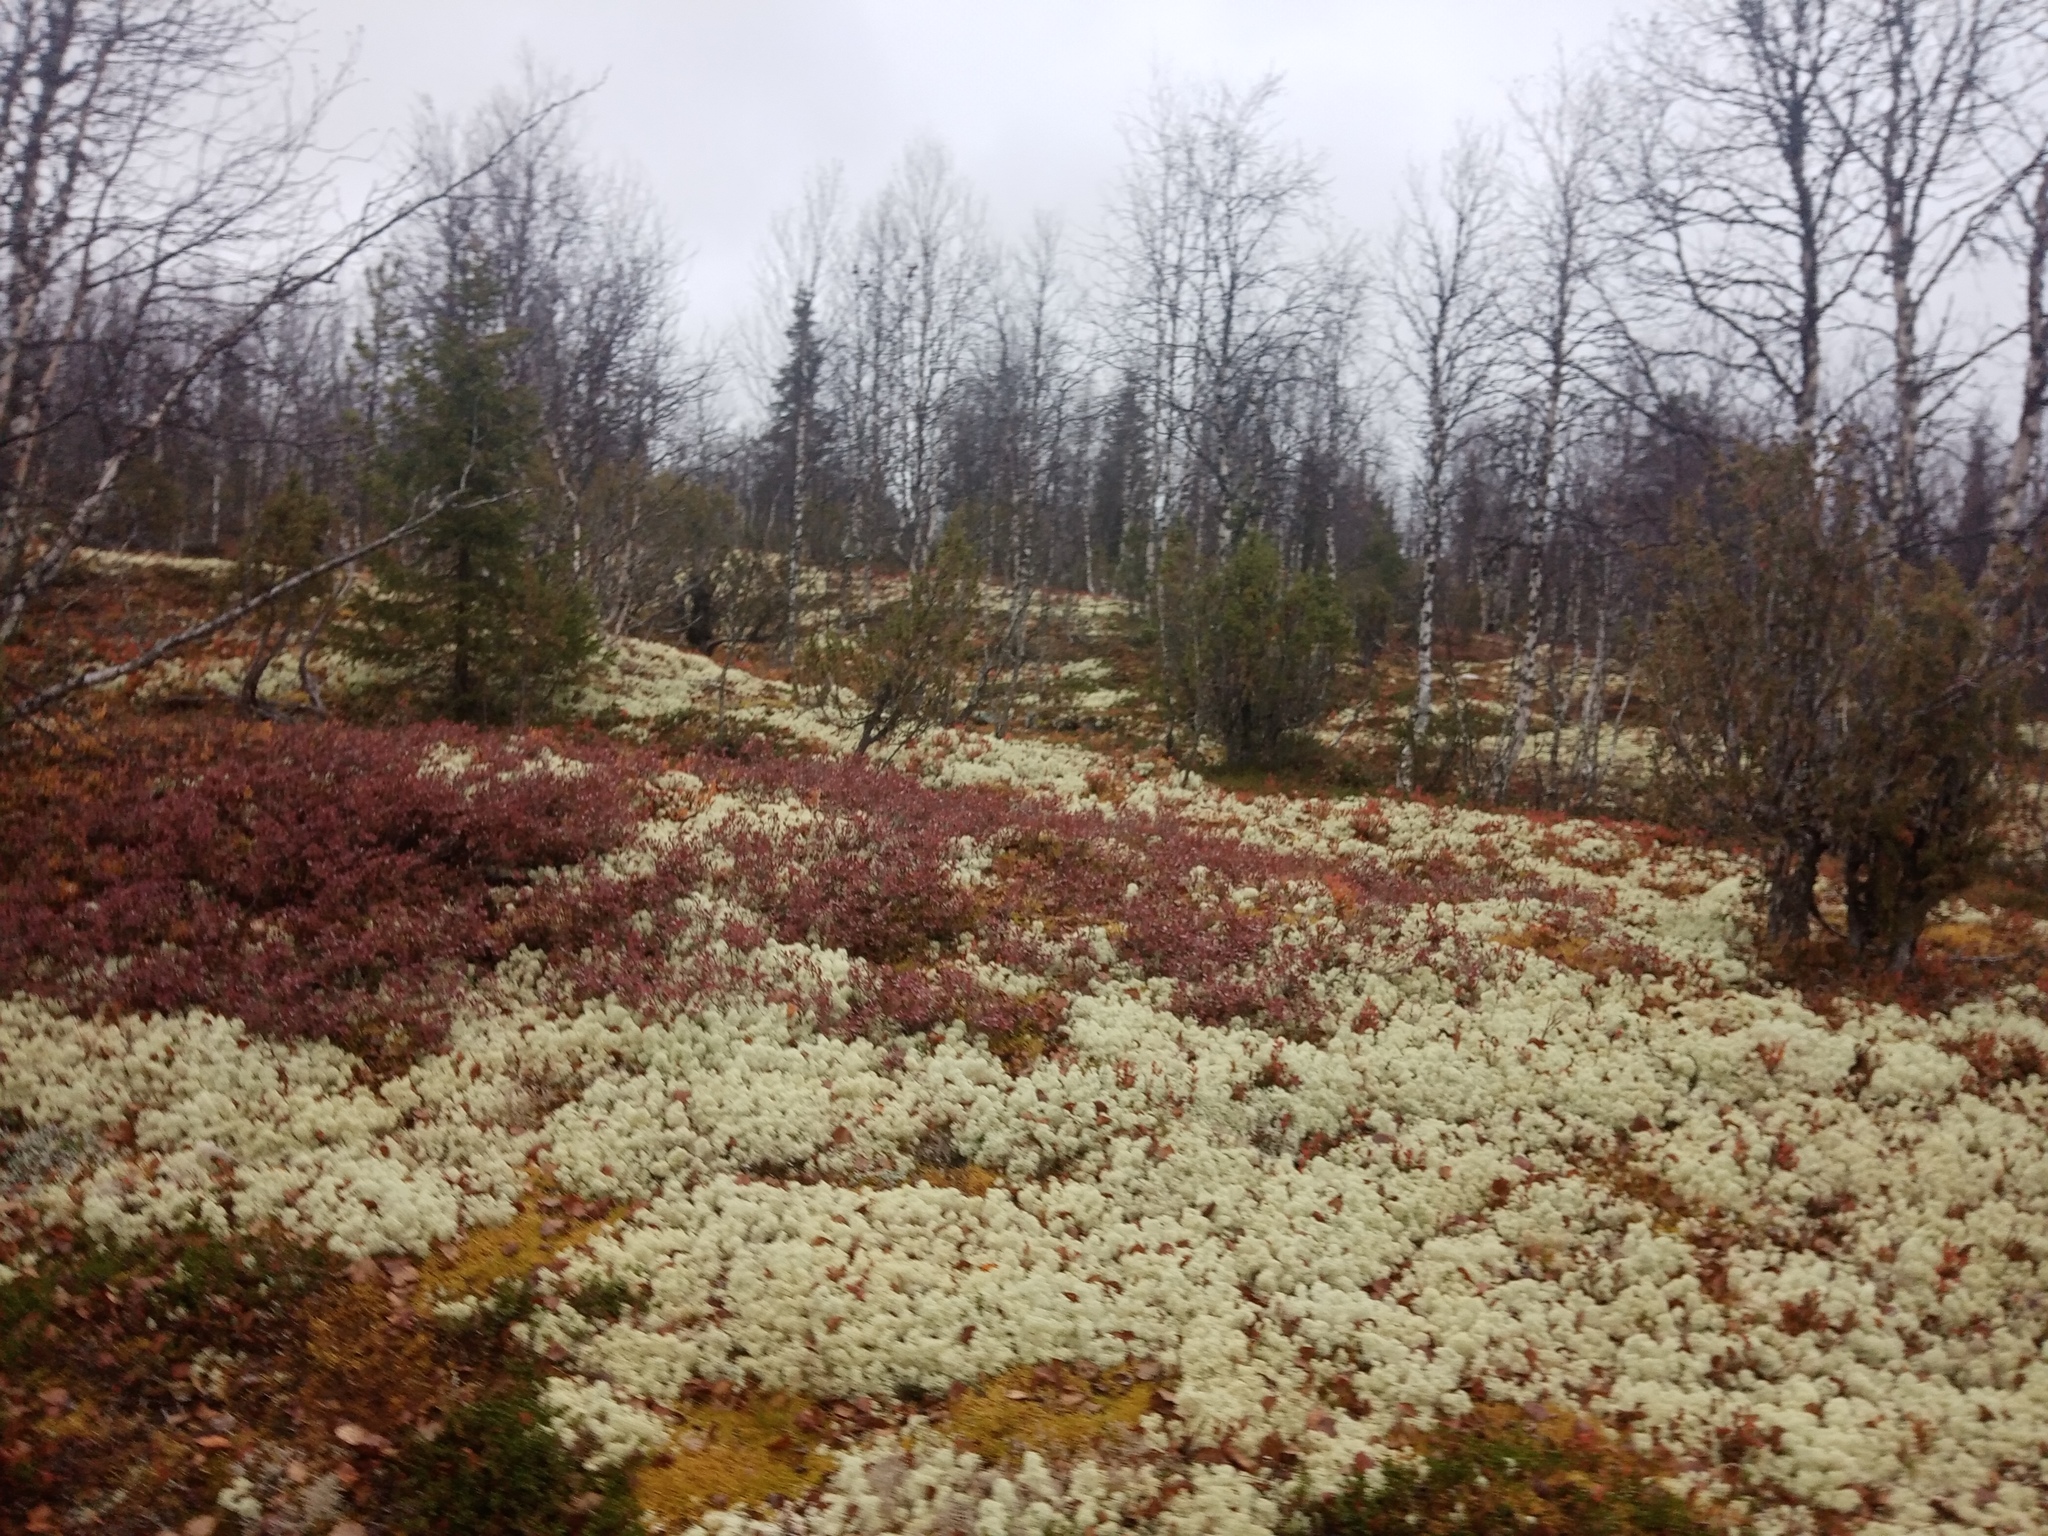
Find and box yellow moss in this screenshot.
[1582,1156,1694,1238]
[1496,923,1661,983]
[418,1171,619,1302]
[911,1163,1004,1198]
[630,1362,1163,1525]
[1498,925,1602,972]
[934,1361,1161,1464]
[32,1404,97,1441]
[1921,921,2014,961]
[632,1394,831,1525]
[302,1277,444,1429]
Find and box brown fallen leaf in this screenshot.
[38,1387,70,1411]
[333,1422,376,1447]
[284,1460,310,1484]
[346,1258,381,1286]
[183,1518,220,1536]
[330,1523,370,1536]
[195,1434,233,1450]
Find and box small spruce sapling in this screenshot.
[338,256,597,725]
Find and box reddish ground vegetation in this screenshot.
[1950,1027,2047,1093]
[1302,1401,1727,1536]
[1,1227,344,1529]
[0,1191,639,1535]
[841,962,1068,1051]
[0,556,230,708]
[0,719,1424,1067]
[1766,924,2048,1020]
[1499,908,1682,986]
[700,753,1370,1032]
[0,719,666,1058]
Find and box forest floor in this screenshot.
[7,572,2048,1535]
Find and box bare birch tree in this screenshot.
[761,167,842,652]
[1492,63,1615,799]
[1391,131,1507,791]
[1844,0,2040,542]
[1994,100,2048,543]
[402,79,698,622]
[1103,78,1341,564]
[1625,0,1868,444]
[844,141,988,572]
[985,215,1082,732]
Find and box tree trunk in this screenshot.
[1571,553,1612,795]
[1493,417,1559,800]
[1401,507,1441,793]
[1996,162,2048,545]
[787,402,808,662]
[1764,829,1824,944]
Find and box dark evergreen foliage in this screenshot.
[339,254,598,725]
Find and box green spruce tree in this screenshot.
[340,252,597,724]
[1158,529,1349,769]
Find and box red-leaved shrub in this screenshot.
[1,717,1493,1062]
[0,721,662,1053]
[697,753,1366,1031]
[840,960,1069,1044]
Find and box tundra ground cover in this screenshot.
[5,658,2048,1534]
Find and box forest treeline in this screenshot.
[4,0,2048,968]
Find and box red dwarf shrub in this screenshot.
[697,752,1364,1029]
[0,720,663,1053]
[840,960,1069,1044]
[1,716,1511,1062]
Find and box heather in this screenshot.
[0,721,657,1055]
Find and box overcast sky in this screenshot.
[301,1,1638,354]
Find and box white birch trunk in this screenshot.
[1997,163,2048,544]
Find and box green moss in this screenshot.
[1,1244,128,1370]
[567,1276,637,1324]
[393,1382,643,1536]
[2,1232,325,1372]
[1293,1407,1725,1536]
